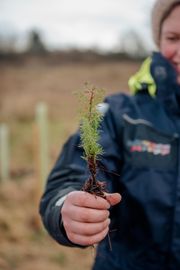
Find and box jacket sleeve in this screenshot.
[39,96,124,247]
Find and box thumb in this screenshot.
[105,193,121,206]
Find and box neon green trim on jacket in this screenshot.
[128,57,156,97]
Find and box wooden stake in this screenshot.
[32,102,49,230]
[35,102,49,191]
[0,124,10,182]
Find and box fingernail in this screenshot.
[107,218,111,225]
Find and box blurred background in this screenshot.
[0,0,156,269]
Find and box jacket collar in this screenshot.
[129,52,180,114]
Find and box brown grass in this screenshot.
[0,58,141,270]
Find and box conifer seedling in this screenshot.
[78,83,107,198]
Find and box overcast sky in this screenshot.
[0,0,156,52]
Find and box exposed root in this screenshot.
[82,176,106,198]
[82,175,112,251]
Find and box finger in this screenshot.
[68,191,110,209]
[68,205,110,223]
[67,219,111,236]
[66,226,109,246]
[105,193,121,206]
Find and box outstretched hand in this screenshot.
[61,191,121,246]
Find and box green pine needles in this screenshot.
[79,83,105,162]
[77,83,107,197]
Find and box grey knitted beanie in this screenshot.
[151,0,180,46]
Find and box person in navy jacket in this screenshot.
[39,0,180,269]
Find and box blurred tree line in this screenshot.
[0,29,149,63]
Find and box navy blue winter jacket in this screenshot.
[39,52,180,270]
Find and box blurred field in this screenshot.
[0,57,141,270]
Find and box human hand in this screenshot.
[61,191,121,246]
